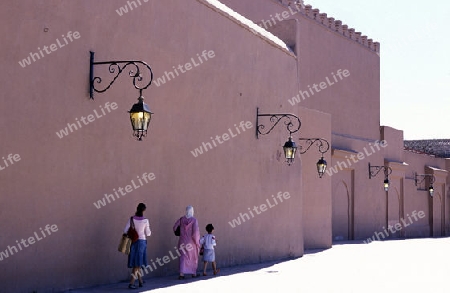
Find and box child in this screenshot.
[199,223,220,276]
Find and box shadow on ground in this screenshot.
[67,257,300,292]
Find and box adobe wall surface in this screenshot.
[221,0,381,140]
[329,132,389,240]
[297,108,332,249]
[1,0,448,291]
[221,0,383,246]
[296,13,380,140]
[329,125,449,242]
[221,0,450,246]
[0,0,330,291]
[402,152,448,238]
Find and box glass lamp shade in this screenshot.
[384,178,389,191]
[128,96,153,140]
[429,185,434,197]
[316,157,327,178]
[283,137,297,165]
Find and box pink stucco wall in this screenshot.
[0,0,332,291]
[221,0,381,248]
[1,0,448,292]
[221,0,448,247]
[221,0,380,140]
[402,152,448,237]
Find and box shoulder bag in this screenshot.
[118,234,132,255]
[127,217,139,243]
[174,217,182,236]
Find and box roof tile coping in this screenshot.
[276,0,380,53]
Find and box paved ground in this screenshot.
[68,238,450,293]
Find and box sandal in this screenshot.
[128,284,137,289]
[203,272,207,276]
[214,269,220,275]
[178,275,185,280]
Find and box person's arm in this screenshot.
[212,235,217,246]
[123,218,130,234]
[193,219,200,249]
[145,219,151,237]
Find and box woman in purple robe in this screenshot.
[173,205,200,279]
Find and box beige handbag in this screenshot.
[118,234,132,255]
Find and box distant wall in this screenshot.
[221,0,382,248]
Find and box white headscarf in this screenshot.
[185,205,194,218]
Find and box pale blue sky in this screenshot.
[308,0,450,140]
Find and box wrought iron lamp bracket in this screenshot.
[297,138,330,155]
[368,163,392,179]
[414,173,435,186]
[256,107,301,138]
[89,51,153,99]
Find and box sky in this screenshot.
[308,0,450,140]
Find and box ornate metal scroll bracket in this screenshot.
[297,138,330,155]
[89,51,153,99]
[368,163,392,179]
[256,107,301,139]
